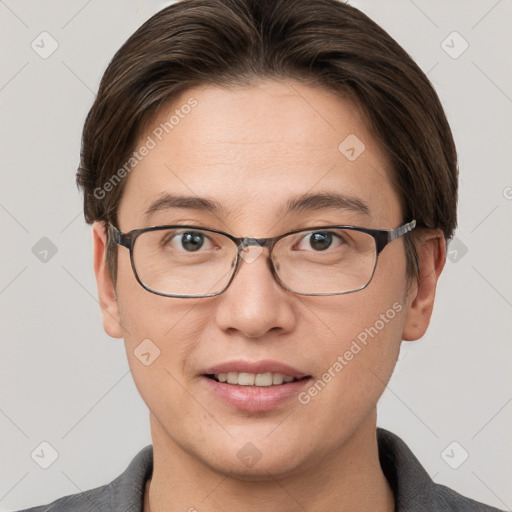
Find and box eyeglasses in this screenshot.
[108,220,416,298]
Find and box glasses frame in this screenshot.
[108,220,416,298]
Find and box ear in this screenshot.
[92,221,123,339]
[402,230,446,341]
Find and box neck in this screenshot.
[144,411,394,512]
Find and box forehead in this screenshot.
[118,80,403,231]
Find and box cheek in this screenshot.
[113,255,207,406]
[114,251,176,338]
[298,250,407,428]
[115,295,210,433]
[297,302,405,444]
[340,245,408,374]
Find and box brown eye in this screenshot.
[161,230,214,252]
[296,231,345,252]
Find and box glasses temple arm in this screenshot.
[388,220,417,242]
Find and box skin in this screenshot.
[92,80,446,512]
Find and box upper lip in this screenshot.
[202,360,310,379]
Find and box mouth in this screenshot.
[200,361,312,411]
[204,372,310,387]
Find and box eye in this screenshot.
[164,230,214,252]
[296,230,346,252]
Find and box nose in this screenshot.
[214,244,296,339]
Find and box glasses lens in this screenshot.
[131,226,378,297]
[272,228,377,294]
[132,228,237,297]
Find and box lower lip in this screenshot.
[201,376,311,412]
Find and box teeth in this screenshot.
[227,372,238,384]
[255,373,272,386]
[213,372,299,386]
[238,372,255,386]
[272,373,284,385]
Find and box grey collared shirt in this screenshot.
[16,428,505,511]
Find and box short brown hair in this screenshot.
[77,0,458,282]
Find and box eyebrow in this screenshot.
[144,191,370,219]
[281,192,370,217]
[145,194,227,218]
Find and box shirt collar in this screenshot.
[377,427,437,510]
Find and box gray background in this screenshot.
[0,0,511,510]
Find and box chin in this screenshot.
[201,448,308,482]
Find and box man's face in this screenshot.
[105,80,414,477]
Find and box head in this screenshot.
[78,0,457,478]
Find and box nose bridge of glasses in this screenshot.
[235,237,276,269]
[240,236,281,259]
[238,237,271,250]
